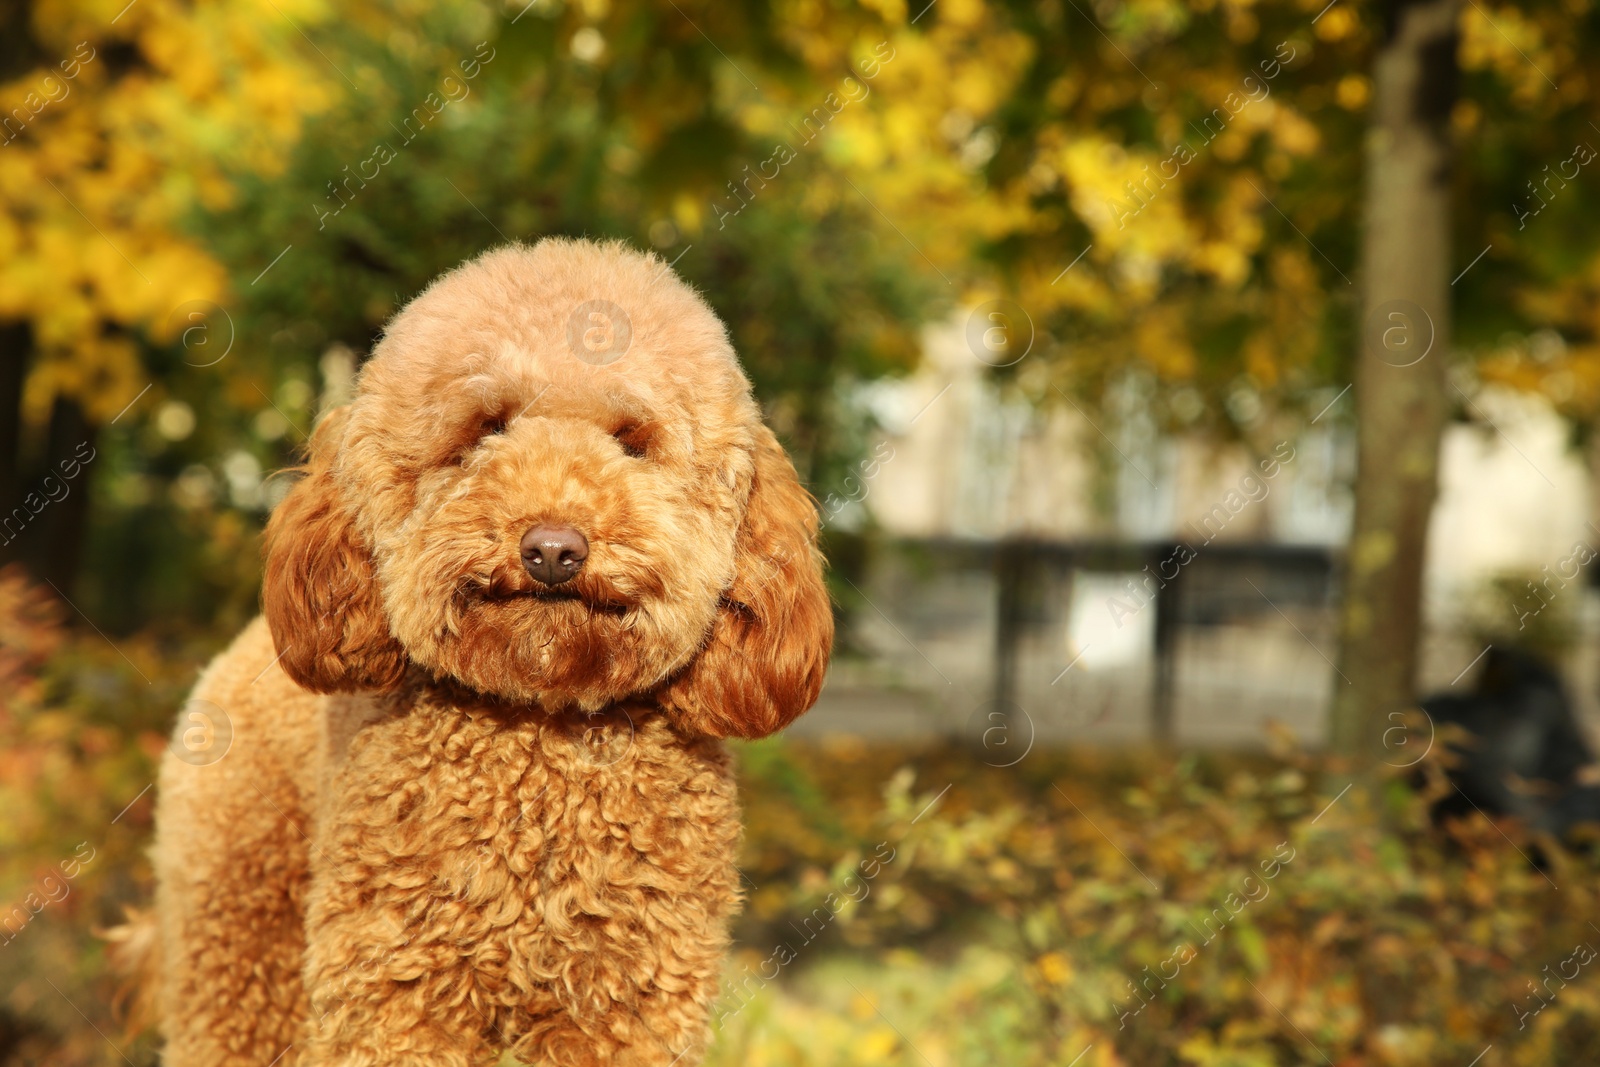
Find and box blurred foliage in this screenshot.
[7,0,1600,1063]
[7,0,952,628]
[1460,570,1586,660]
[721,736,1600,1067]
[0,566,196,1066]
[11,551,1600,1066]
[0,0,338,421]
[4,0,1600,631]
[203,1,937,484]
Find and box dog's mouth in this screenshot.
[467,582,632,618]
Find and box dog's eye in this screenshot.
[611,423,649,459]
[454,415,509,463]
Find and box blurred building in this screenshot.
[803,312,1600,748]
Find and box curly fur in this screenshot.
[116,239,833,1066]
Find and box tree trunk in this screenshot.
[1150,543,1180,746]
[1329,0,1459,757]
[0,321,28,550]
[24,395,97,595]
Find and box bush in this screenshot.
[0,566,197,1067]
[6,567,1600,1067]
[724,737,1600,1067]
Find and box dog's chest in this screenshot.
[313,695,743,996]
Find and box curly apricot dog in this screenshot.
[120,239,833,1066]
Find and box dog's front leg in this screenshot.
[298,867,498,1067]
[295,706,503,1067]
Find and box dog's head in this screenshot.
[262,239,832,738]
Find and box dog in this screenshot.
[112,238,834,1066]
[1421,647,1599,839]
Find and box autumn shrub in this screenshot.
[723,737,1600,1067]
[5,564,1600,1067]
[0,566,203,1067]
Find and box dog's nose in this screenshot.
[520,525,589,586]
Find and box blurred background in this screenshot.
[5,0,1600,1063]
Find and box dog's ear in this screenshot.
[262,408,407,693]
[659,424,833,738]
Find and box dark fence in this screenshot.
[803,537,1340,748]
